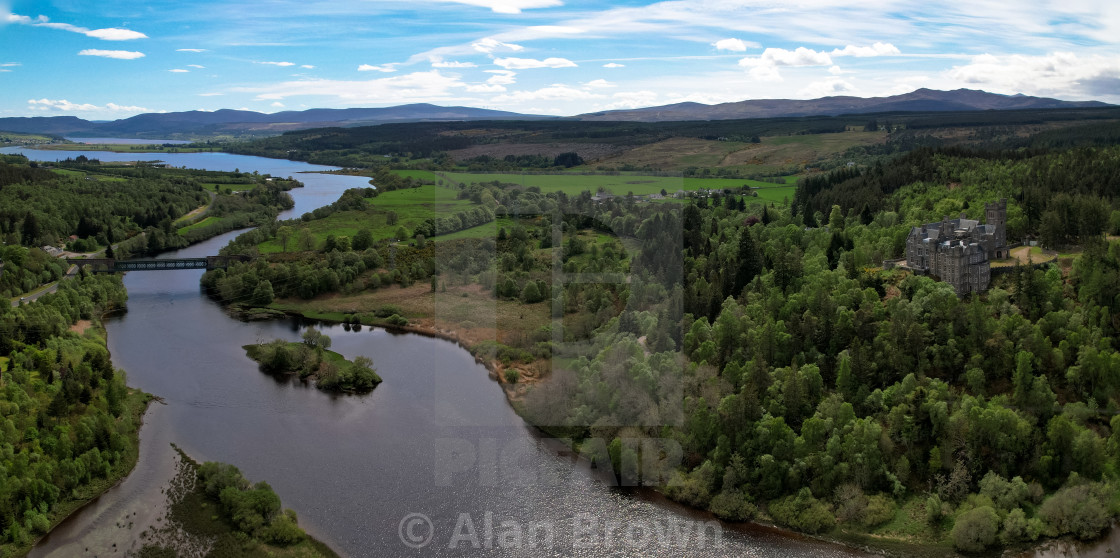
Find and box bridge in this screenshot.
[66,255,250,273]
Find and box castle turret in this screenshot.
[985,198,1007,248]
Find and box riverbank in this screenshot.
[6,320,156,558]
[135,446,340,558]
[231,287,959,558]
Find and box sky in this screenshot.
[1,0,1119,120]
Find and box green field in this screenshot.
[392,170,797,200]
[177,216,220,234]
[259,184,474,253]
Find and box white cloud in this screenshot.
[431,59,477,68]
[583,79,615,89]
[494,57,576,69]
[486,70,517,85]
[188,64,205,69]
[301,64,315,69]
[1,63,20,67]
[271,101,285,108]
[472,38,524,54]
[831,42,900,57]
[945,51,1120,100]
[492,84,604,102]
[0,69,9,73]
[799,77,857,98]
[747,65,783,82]
[828,65,844,75]
[437,0,562,14]
[602,90,658,109]
[5,13,147,40]
[258,61,295,67]
[177,48,207,53]
[713,38,748,52]
[234,70,472,104]
[169,68,189,73]
[27,98,151,113]
[198,92,224,96]
[78,49,145,60]
[85,28,147,41]
[358,63,398,72]
[739,47,832,68]
[466,83,507,92]
[603,62,624,68]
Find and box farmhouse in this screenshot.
[904,198,1007,295]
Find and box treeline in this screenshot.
[0,156,298,255]
[0,158,209,248]
[795,145,1120,248]
[0,261,140,554]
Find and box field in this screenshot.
[176,216,220,234]
[593,131,885,173]
[394,169,797,200]
[258,184,474,253]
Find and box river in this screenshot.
[2,146,884,556]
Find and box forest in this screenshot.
[202,114,1120,553]
[0,155,297,264]
[0,258,147,556]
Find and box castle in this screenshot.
[904,199,1007,295]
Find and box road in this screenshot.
[9,264,79,307]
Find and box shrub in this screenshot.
[1037,482,1113,540]
[769,488,835,534]
[862,494,896,528]
[709,489,757,521]
[951,506,999,552]
[504,368,520,383]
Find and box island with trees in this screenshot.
[244,327,382,393]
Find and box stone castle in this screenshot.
[904,199,1007,295]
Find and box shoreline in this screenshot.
[13,316,155,558]
[252,303,955,558]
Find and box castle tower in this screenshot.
[985,198,1007,250]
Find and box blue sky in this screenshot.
[1,0,1118,119]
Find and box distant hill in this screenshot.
[577,88,1111,122]
[0,90,1112,138]
[0,104,550,138]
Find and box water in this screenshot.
[12,146,868,557]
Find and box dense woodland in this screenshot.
[0,260,141,554]
[207,116,1120,553]
[0,155,296,263]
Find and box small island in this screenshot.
[244,327,382,393]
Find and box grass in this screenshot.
[0,356,7,374]
[399,170,799,200]
[259,184,474,253]
[589,132,884,173]
[177,216,221,234]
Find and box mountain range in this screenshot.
[0,89,1110,139]
[576,88,1111,122]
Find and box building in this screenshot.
[904,198,1007,295]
